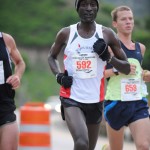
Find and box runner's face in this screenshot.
[113,10,134,35]
[78,0,98,23]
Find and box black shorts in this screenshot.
[60,97,103,124]
[0,112,16,126]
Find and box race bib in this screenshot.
[121,78,142,101]
[72,53,97,79]
[0,61,5,84]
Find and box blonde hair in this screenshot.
[111,6,132,21]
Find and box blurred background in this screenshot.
[0,1,150,148]
[0,0,149,105]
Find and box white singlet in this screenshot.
[60,23,106,103]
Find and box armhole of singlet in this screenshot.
[66,24,77,46]
[135,42,140,51]
[135,42,143,65]
[0,32,12,65]
[0,32,6,46]
[95,24,103,39]
[64,24,78,55]
[136,42,143,58]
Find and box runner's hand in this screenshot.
[93,38,110,61]
[56,70,73,88]
[129,64,136,75]
[143,70,150,82]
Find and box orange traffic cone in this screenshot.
[19,102,51,150]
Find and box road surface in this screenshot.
[51,113,136,150]
[17,110,136,150]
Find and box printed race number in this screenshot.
[125,84,137,93]
[76,60,91,69]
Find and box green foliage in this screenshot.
[1,0,149,49]
[100,3,114,16]
[133,30,150,69]
[145,17,150,30]
[0,0,68,48]
[1,1,149,102]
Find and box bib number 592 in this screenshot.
[76,60,91,69]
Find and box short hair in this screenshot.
[111,6,132,21]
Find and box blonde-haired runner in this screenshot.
[103,6,150,150]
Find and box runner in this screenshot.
[0,32,25,150]
[104,6,150,150]
[48,1,131,150]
